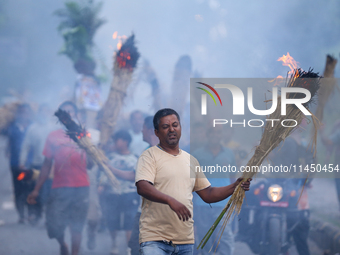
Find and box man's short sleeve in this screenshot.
[135,150,156,185]
[42,132,54,159]
[191,157,211,192]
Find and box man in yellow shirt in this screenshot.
[135,108,251,255]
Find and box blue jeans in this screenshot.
[140,241,194,255]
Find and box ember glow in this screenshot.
[117,51,132,68]
[77,131,91,140]
[17,172,25,181]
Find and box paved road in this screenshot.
[0,180,324,255]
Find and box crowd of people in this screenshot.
[7,100,154,255]
[5,98,250,255]
[6,98,329,255]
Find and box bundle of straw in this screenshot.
[0,102,20,134]
[55,109,120,190]
[99,34,140,146]
[315,55,338,121]
[198,68,321,250]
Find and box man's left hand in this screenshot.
[235,178,252,191]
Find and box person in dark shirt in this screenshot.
[6,103,33,223]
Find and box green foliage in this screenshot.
[54,0,106,69]
[59,26,89,62]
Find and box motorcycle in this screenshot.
[236,178,304,255]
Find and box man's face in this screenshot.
[155,114,181,146]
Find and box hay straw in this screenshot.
[198,69,321,250]
[77,135,120,189]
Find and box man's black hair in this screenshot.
[144,116,154,130]
[112,129,132,146]
[153,108,180,130]
[58,101,78,114]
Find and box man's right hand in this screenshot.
[27,190,39,205]
[137,180,192,221]
[167,197,191,221]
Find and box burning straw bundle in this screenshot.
[315,55,338,121]
[99,34,140,146]
[0,102,20,134]
[55,109,120,189]
[198,69,321,250]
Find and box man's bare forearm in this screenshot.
[109,166,135,181]
[33,157,52,192]
[136,180,192,221]
[197,178,251,204]
[136,180,172,205]
[197,184,236,204]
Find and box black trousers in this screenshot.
[11,167,42,220]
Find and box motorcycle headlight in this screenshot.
[267,184,283,202]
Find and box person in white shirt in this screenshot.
[128,110,149,156]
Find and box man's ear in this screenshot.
[154,129,159,138]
